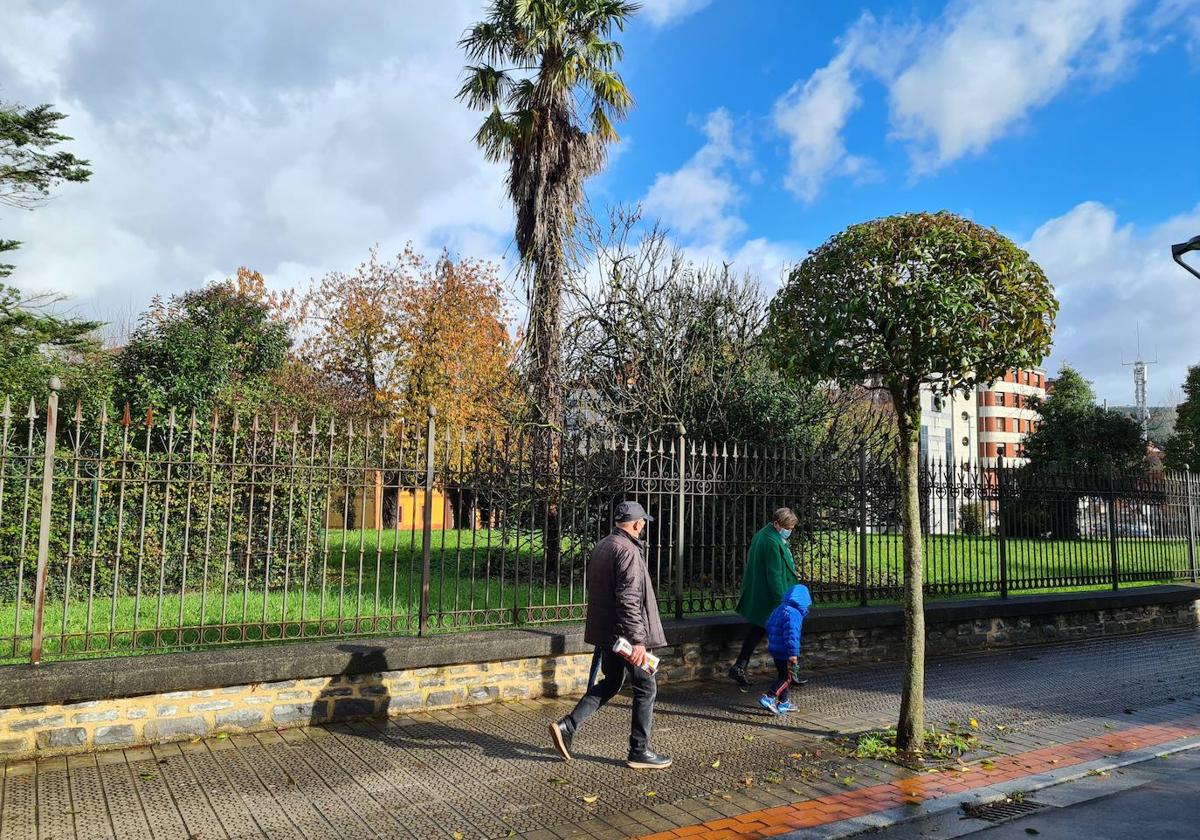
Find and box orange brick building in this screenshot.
[976,368,1047,461]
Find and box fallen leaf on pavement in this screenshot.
[711,760,721,769]
[582,794,599,804]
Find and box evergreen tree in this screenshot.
[1,102,91,277]
[1165,365,1200,472]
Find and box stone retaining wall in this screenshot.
[2,586,1197,761]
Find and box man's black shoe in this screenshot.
[549,719,573,761]
[728,665,751,690]
[627,749,672,770]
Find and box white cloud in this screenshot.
[637,0,713,28]
[773,17,888,203]
[1150,0,1200,67]
[1025,200,1200,404]
[0,1,512,331]
[639,110,803,286]
[891,0,1138,172]
[704,237,803,289]
[773,0,1143,199]
[642,109,750,246]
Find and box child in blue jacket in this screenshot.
[759,583,812,715]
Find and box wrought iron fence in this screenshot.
[1,387,1197,663]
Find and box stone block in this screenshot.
[156,705,178,717]
[94,725,135,747]
[0,738,29,757]
[73,709,119,724]
[331,699,377,719]
[384,695,422,714]
[215,709,264,730]
[425,690,463,707]
[272,702,328,725]
[36,727,88,750]
[468,686,499,703]
[277,690,312,701]
[359,684,389,696]
[10,715,64,732]
[189,701,234,713]
[127,709,149,720]
[143,717,210,741]
[318,688,353,698]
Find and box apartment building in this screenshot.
[917,367,1047,465]
[976,368,1047,462]
[919,386,977,465]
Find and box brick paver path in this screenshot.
[4,628,1200,839]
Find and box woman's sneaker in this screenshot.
[728,665,751,690]
[776,700,798,714]
[758,694,781,715]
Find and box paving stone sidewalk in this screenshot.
[4,628,1200,840]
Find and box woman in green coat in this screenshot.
[728,507,799,689]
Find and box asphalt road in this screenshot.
[864,748,1200,840]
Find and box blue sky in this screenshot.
[606,1,1199,257]
[2,0,1198,404]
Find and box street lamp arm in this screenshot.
[1172,235,1200,281]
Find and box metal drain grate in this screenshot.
[961,799,1047,823]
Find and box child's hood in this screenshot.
[783,583,811,610]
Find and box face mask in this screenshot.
[778,528,792,540]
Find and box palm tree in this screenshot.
[458,0,637,438]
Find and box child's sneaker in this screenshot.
[758,694,781,715]
[776,700,798,714]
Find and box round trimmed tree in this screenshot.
[766,211,1057,751]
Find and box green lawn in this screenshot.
[1,529,1193,664]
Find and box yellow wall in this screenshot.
[323,471,454,530]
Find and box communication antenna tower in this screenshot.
[1122,325,1157,436]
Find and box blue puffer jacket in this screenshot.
[766,583,812,660]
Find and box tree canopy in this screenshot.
[116,269,290,413]
[0,283,103,407]
[564,216,891,454]
[290,247,517,431]
[767,211,1058,404]
[1023,364,1146,474]
[1165,365,1200,473]
[1,102,91,278]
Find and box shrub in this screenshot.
[958,502,985,536]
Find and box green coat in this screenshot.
[736,524,798,627]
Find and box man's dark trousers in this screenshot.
[562,649,656,753]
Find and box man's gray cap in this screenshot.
[614,500,654,522]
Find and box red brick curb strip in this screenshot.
[636,716,1200,840]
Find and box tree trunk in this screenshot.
[529,256,565,581]
[894,392,926,752]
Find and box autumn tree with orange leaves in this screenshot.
[290,247,518,432]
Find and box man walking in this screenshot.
[549,501,672,770]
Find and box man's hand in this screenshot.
[629,644,648,667]
[788,656,798,667]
